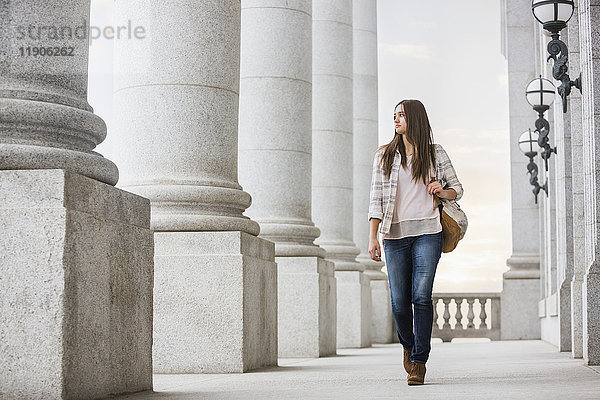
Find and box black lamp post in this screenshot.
[519,128,547,204]
[526,75,556,171]
[532,0,582,113]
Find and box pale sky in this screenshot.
[375,0,511,293]
[89,0,511,293]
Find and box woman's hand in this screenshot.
[427,181,457,199]
[368,237,382,261]
[427,180,444,196]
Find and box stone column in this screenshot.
[238,0,336,357]
[313,0,371,348]
[113,0,277,372]
[539,171,547,303]
[0,1,153,398]
[533,20,558,344]
[532,28,566,338]
[546,128,560,341]
[501,0,541,340]
[352,0,392,344]
[578,0,600,365]
[553,80,575,352]
[540,99,558,344]
[551,16,580,355]
[570,1,585,359]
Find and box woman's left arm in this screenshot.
[439,146,463,201]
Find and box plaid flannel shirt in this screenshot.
[368,144,463,235]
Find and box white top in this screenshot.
[384,154,442,239]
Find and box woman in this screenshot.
[367,99,463,386]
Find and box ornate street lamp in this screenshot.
[526,75,556,171]
[519,129,547,204]
[531,0,582,113]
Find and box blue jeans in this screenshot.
[384,231,443,364]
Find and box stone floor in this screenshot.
[114,340,600,400]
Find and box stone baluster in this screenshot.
[479,299,489,330]
[433,299,439,329]
[455,298,464,329]
[466,298,476,328]
[442,299,452,330]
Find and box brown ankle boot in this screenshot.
[407,362,426,385]
[403,348,414,374]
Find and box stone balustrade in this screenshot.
[432,293,501,342]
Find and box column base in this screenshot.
[360,257,391,343]
[277,256,336,357]
[368,277,393,344]
[153,231,277,373]
[583,272,600,365]
[559,280,572,352]
[336,270,372,348]
[571,277,584,358]
[501,277,541,340]
[0,170,153,399]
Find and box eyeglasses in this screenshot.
[393,112,406,120]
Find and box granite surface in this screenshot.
[0,170,153,399]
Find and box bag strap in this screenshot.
[433,194,443,217]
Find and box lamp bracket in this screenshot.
[545,31,583,113]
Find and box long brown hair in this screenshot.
[377,99,436,185]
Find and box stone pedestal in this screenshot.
[571,277,584,357]
[559,281,572,351]
[153,231,277,373]
[277,257,336,357]
[365,270,394,344]
[501,258,541,340]
[335,271,372,348]
[582,271,600,365]
[0,170,153,399]
[391,327,400,343]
